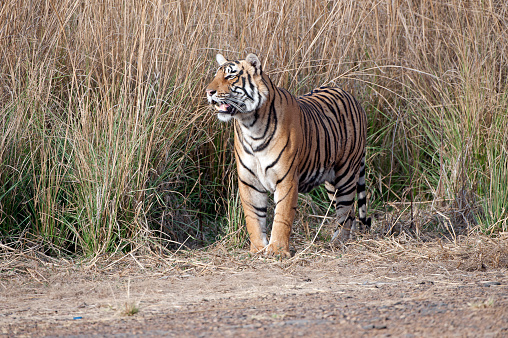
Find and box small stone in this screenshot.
[362,324,387,330]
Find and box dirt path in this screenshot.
[1,238,508,337]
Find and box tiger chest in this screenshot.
[240,152,285,193]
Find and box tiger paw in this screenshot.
[264,242,291,258]
[363,217,372,232]
[331,227,352,242]
[249,241,267,255]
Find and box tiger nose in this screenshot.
[206,89,216,96]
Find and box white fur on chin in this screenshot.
[217,113,234,122]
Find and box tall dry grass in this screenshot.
[0,0,506,255]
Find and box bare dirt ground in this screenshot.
[1,235,508,337]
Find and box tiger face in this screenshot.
[206,54,269,122]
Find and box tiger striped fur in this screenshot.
[206,53,370,257]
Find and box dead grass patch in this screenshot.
[2,234,506,283]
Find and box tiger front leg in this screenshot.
[265,181,298,258]
[238,178,269,254]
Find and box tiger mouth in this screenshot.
[214,102,237,115]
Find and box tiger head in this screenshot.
[206,54,269,122]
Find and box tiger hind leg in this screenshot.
[356,156,371,232]
[325,180,356,242]
[328,155,371,242]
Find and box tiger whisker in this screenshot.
[224,99,246,114]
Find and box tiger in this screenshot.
[206,53,371,257]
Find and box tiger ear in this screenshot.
[216,54,228,66]
[245,54,262,73]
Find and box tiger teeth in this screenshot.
[216,103,230,112]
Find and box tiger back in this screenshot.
[206,53,370,257]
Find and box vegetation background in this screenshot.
[1,0,507,256]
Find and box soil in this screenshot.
[1,237,508,337]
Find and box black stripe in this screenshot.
[252,205,267,213]
[235,122,253,155]
[241,77,254,100]
[335,183,357,196]
[275,184,295,205]
[248,202,267,218]
[239,178,266,193]
[265,134,291,171]
[235,147,256,177]
[247,109,260,128]
[253,101,278,152]
[251,99,275,141]
[335,200,354,208]
[357,196,367,206]
[276,150,299,186]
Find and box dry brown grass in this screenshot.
[0,0,507,255]
[2,233,507,281]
